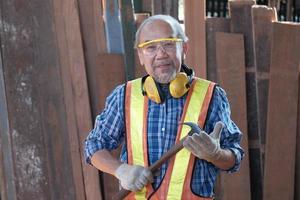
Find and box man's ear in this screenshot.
[137,49,144,66]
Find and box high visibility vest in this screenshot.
[125,78,215,200]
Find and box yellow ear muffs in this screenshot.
[169,72,190,98]
[142,73,190,104]
[143,76,163,104]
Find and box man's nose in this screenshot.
[156,45,168,57]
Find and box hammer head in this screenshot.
[181,122,202,135]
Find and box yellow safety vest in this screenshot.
[125,78,215,200]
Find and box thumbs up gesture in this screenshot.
[183,121,224,162]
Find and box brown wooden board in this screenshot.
[52,0,102,199]
[120,0,136,80]
[184,0,207,78]
[263,22,300,200]
[228,1,263,199]
[252,5,277,153]
[206,17,230,82]
[77,0,107,120]
[296,62,300,200]
[94,53,126,199]
[215,32,251,200]
[0,0,83,199]
[0,43,17,200]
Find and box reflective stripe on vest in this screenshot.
[125,78,215,200]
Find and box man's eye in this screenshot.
[145,45,156,51]
[163,42,175,48]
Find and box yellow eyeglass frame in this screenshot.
[138,38,183,48]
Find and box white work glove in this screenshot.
[114,163,153,192]
[183,121,224,162]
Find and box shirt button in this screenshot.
[162,128,165,132]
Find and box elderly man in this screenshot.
[84,15,244,200]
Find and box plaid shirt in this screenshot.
[84,81,244,198]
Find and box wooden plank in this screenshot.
[103,0,124,53]
[120,0,136,80]
[215,32,251,200]
[134,14,148,78]
[152,0,163,14]
[228,2,264,199]
[94,53,125,200]
[52,0,102,200]
[184,0,207,78]
[252,5,277,146]
[206,17,230,82]
[0,0,83,199]
[252,7,277,185]
[263,22,300,200]
[0,42,17,200]
[142,0,152,13]
[77,0,107,119]
[296,62,300,200]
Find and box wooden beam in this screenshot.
[215,32,251,200]
[120,0,136,80]
[77,0,107,120]
[52,0,103,199]
[206,17,230,82]
[263,22,300,200]
[0,43,17,200]
[184,0,207,78]
[228,2,264,199]
[296,62,300,200]
[251,6,277,177]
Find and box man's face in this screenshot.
[137,20,187,84]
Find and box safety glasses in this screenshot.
[138,38,183,56]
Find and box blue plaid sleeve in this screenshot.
[204,86,244,173]
[84,84,125,165]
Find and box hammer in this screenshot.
[113,122,201,200]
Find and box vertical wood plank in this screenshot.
[0,45,17,200]
[215,32,251,200]
[184,0,207,78]
[296,62,300,200]
[264,22,300,200]
[95,53,126,200]
[120,0,136,80]
[52,0,102,199]
[252,5,277,173]
[206,17,230,82]
[77,0,107,118]
[229,2,263,199]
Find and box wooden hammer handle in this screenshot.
[112,136,187,200]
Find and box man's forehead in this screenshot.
[139,20,175,42]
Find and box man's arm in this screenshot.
[91,149,122,176]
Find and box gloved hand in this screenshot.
[114,163,153,192]
[183,121,224,162]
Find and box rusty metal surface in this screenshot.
[215,32,251,200]
[206,17,230,82]
[264,22,300,200]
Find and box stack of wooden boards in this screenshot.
[205,1,300,200]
